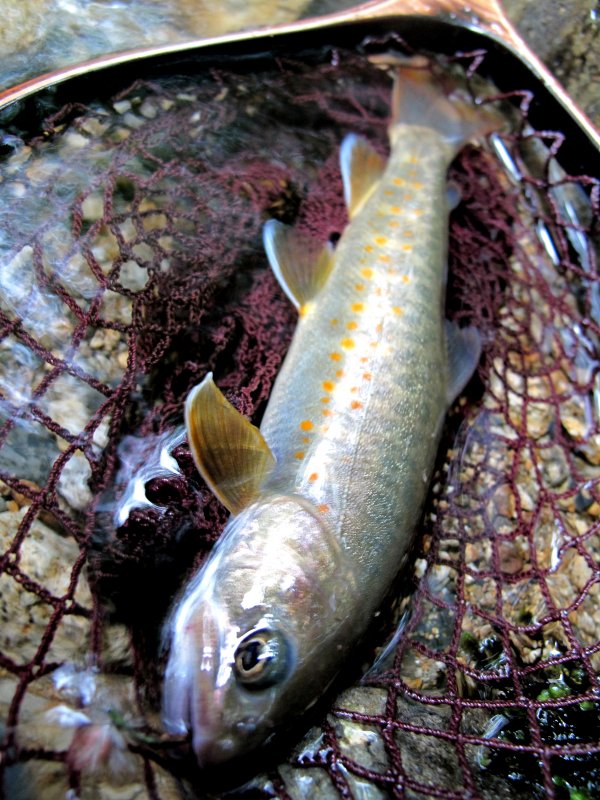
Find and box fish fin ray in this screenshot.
[340,133,386,219]
[446,182,462,211]
[389,57,503,157]
[364,609,411,678]
[185,373,275,515]
[445,320,482,404]
[263,219,334,308]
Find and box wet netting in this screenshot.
[0,37,598,800]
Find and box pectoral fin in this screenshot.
[185,373,275,515]
[445,320,482,405]
[263,220,334,309]
[340,134,386,218]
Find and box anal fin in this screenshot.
[445,320,482,405]
[185,373,275,515]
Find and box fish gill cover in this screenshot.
[0,42,598,799]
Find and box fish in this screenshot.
[161,60,502,766]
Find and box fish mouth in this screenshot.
[163,597,255,766]
[191,668,267,766]
[192,709,266,767]
[189,667,230,765]
[162,594,224,740]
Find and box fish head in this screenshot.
[162,597,292,765]
[162,496,349,766]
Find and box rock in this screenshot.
[3,668,182,800]
[0,509,92,666]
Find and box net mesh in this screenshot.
[0,40,598,800]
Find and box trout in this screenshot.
[162,62,500,765]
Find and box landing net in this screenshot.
[0,42,598,800]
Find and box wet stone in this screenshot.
[38,373,105,438]
[0,509,92,666]
[277,765,341,800]
[0,416,60,486]
[56,451,94,512]
[3,669,180,800]
[539,443,570,488]
[395,722,462,792]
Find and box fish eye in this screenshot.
[233,629,287,688]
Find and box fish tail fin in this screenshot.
[388,56,503,157]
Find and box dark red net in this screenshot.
[0,42,598,800]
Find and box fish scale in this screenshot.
[260,127,449,574]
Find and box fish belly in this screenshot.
[260,126,451,589]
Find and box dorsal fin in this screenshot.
[340,134,386,218]
[263,220,334,309]
[185,373,275,515]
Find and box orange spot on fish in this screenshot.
[413,208,424,216]
[299,304,309,318]
[347,321,358,331]
[393,177,405,186]
[379,254,391,263]
[363,372,372,380]
[393,306,403,315]
[402,274,411,283]
[374,235,388,246]
[351,386,358,393]
[402,244,413,252]
[317,503,329,514]
[323,380,335,392]
[351,400,363,410]
[364,244,374,253]
[341,338,355,350]
[375,287,382,297]
[322,409,332,417]
[384,189,394,196]
[389,220,400,228]
[361,267,374,279]
[336,369,345,378]
[408,155,419,164]
[294,451,305,460]
[330,352,342,362]
[404,230,414,237]
[412,181,424,190]
[352,302,364,313]
[376,323,383,333]
[330,318,339,326]
[360,356,369,364]
[403,193,414,201]
[302,436,311,444]
[355,283,365,292]
[300,420,314,431]
[321,396,330,404]
[390,205,402,214]
[309,472,318,482]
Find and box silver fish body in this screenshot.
[260,126,451,581]
[162,65,499,765]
